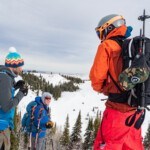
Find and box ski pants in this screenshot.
[31,137,46,150]
[94,108,144,150]
[0,128,10,150]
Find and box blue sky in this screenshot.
[0,0,150,74]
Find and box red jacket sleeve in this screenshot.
[89,43,110,92]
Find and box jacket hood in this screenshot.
[105,25,127,40]
[35,96,49,111]
[35,96,43,105]
[0,65,16,78]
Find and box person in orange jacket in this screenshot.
[90,14,144,150]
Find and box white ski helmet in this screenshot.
[95,14,125,40]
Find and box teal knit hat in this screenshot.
[5,47,24,68]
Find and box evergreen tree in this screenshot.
[61,75,83,84]
[93,111,101,138]
[10,108,20,150]
[69,111,82,149]
[144,123,150,149]
[23,133,29,149]
[22,72,81,100]
[60,115,70,149]
[83,118,94,150]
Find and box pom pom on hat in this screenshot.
[5,47,24,68]
[9,47,17,53]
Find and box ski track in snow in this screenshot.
[17,73,150,138]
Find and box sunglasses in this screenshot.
[45,97,51,100]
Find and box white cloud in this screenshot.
[0,0,150,73]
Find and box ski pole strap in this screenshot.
[125,109,145,129]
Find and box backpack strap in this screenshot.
[108,72,123,93]
[29,104,37,131]
[106,37,124,93]
[128,38,134,67]
[109,36,123,47]
[125,109,145,129]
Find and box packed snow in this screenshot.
[17,73,150,138]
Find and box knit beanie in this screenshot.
[5,47,24,68]
[41,92,51,103]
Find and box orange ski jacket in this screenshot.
[90,25,136,112]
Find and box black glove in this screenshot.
[19,85,28,96]
[45,121,54,129]
[14,80,25,90]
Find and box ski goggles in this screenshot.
[95,16,125,39]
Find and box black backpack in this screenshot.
[109,36,150,109]
[121,36,150,108]
[109,36,150,129]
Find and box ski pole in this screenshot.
[138,9,150,37]
[34,108,44,150]
[28,132,32,150]
[51,139,54,150]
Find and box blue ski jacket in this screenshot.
[31,96,51,138]
[0,65,24,130]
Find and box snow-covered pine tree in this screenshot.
[69,111,82,149]
[60,114,70,149]
[144,123,150,149]
[83,118,94,150]
[93,111,101,138]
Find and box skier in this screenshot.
[0,47,28,150]
[89,14,144,150]
[23,92,54,150]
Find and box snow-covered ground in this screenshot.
[17,73,150,138]
[33,72,69,86]
[50,80,106,136]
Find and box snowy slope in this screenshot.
[17,73,150,138]
[33,72,69,86]
[50,80,106,136]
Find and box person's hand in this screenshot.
[14,80,25,90]
[19,85,28,96]
[45,121,54,129]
